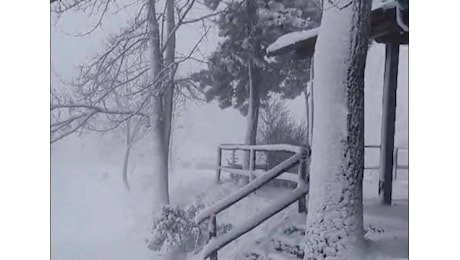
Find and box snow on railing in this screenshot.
[196,152,303,224]
[219,143,308,154]
[215,144,309,184]
[197,144,309,260]
[219,167,299,183]
[201,183,309,259]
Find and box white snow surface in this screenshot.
[51,42,408,259]
[52,143,407,260]
[266,27,319,55]
[201,184,307,258]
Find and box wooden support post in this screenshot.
[297,158,307,214]
[216,147,222,184]
[249,149,256,181]
[208,214,218,260]
[379,42,399,205]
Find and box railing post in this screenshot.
[249,149,256,181]
[216,147,222,184]
[297,156,307,214]
[209,214,218,260]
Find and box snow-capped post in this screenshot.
[208,213,218,260]
[304,0,371,258]
[216,147,222,184]
[379,42,400,205]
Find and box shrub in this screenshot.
[258,97,307,172]
[147,203,232,254]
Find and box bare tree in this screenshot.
[304,0,372,258]
[258,97,307,171]
[51,0,215,208]
[120,116,149,191]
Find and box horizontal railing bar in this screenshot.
[365,145,381,148]
[364,166,380,170]
[364,145,409,151]
[219,167,299,183]
[219,144,307,154]
[219,167,252,177]
[202,183,309,258]
[195,153,303,224]
[363,165,409,169]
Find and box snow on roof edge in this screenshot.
[266,1,399,56]
[266,27,320,55]
[372,0,397,11]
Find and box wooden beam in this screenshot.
[378,43,400,205]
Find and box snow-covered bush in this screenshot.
[147,203,232,255]
[258,97,307,172]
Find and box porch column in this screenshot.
[379,42,399,205]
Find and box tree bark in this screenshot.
[148,0,169,208]
[304,0,371,259]
[242,61,260,184]
[241,0,260,185]
[162,0,176,172]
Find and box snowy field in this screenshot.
[51,153,408,260]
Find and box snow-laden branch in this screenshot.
[51,0,116,37]
[50,103,149,143]
[50,104,149,117]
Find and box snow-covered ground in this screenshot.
[51,148,408,260]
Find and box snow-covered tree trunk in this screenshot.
[241,0,260,184]
[162,0,176,171]
[148,0,169,208]
[304,0,371,259]
[242,61,260,184]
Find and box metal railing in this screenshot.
[364,145,409,179]
[196,144,310,260]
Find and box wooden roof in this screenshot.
[267,3,408,58]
